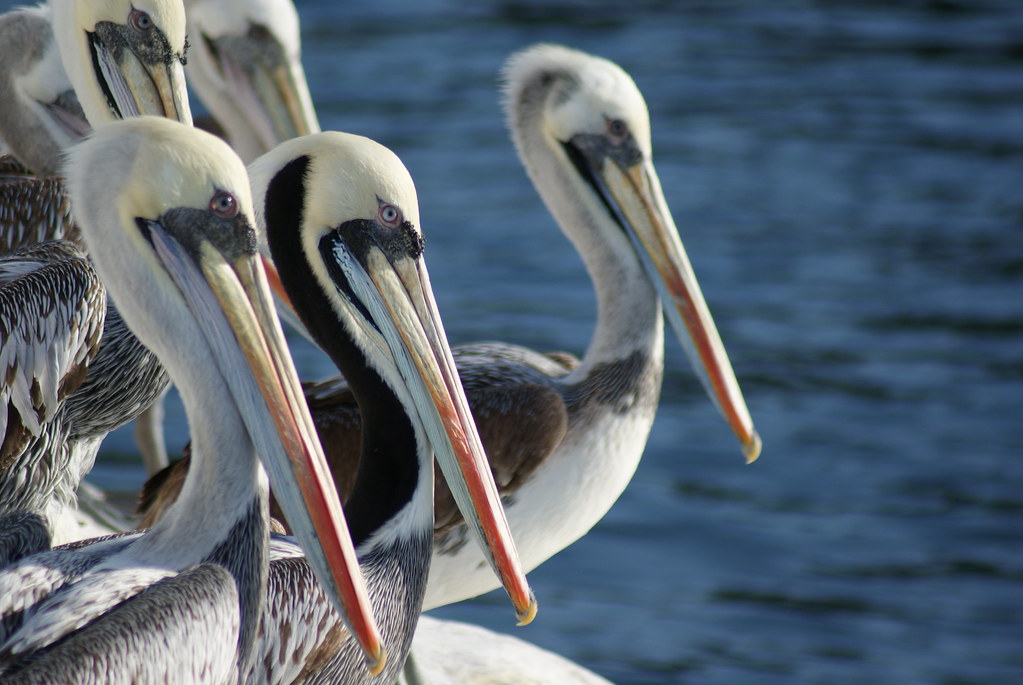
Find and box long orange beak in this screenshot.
[599,157,761,463]
[149,224,386,673]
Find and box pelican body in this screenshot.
[291,43,761,607]
[238,132,533,683]
[422,43,759,607]
[0,118,380,682]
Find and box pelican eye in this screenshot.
[378,203,402,227]
[129,9,153,33]
[249,24,272,42]
[607,118,629,143]
[210,190,239,219]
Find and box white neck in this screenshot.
[49,0,109,126]
[514,122,664,374]
[156,336,265,533]
[82,222,268,565]
[128,305,267,563]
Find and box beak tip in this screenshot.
[365,644,388,677]
[515,592,539,626]
[743,430,762,464]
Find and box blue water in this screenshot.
[32,0,1023,682]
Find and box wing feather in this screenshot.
[0,564,239,684]
[0,242,104,467]
[0,178,79,254]
[137,341,578,540]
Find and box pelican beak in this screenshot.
[140,212,386,674]
[566,140,761,463]
[87,27,192,123]
[201,31,318,152]
[44,90,92,140]
[328,228,537,625]
[261,253,318,346]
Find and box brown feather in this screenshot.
[137,362,575,541]
[0,173,80,253]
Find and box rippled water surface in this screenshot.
[30,0,1023,682]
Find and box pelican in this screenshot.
[51,0,193,470]
[0,0,197,544]
[207,131,531,683]
[0,5,88,178]
[422,43,760,608]
[0,5,84,254]
[183,0,319,162]
[0,117,383,681]
[0,0,195,255]
[138,43,761,611]
[1,0,195,175]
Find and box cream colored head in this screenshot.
[248,130,428,408]
[503,43,652,159]
[50,0,191,125]
[248,131,421,265]
[184,0,318,162]
[69,116,250,244]
[66,116,252,355]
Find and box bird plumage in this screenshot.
[0,241,107,549]
[0,117,379,682]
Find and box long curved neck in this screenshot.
[130,317,268,672]
[92,216,269,670]
[263,156,431,551]
[148,332,266,540]
[0,11,67,176]
[49,0,107,127]
[514,121,664,375]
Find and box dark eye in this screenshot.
[129,9,153,32]
[607,118,628,143]
[210,190,238,219]
[248,24,271,42]
[378,203,401,226]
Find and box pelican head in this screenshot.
[50,0,191,125]
[249,132,537,625]
[0,5,90,175]
[65,118,384,672]
[184,0,319,162]
[504,44,761,463]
